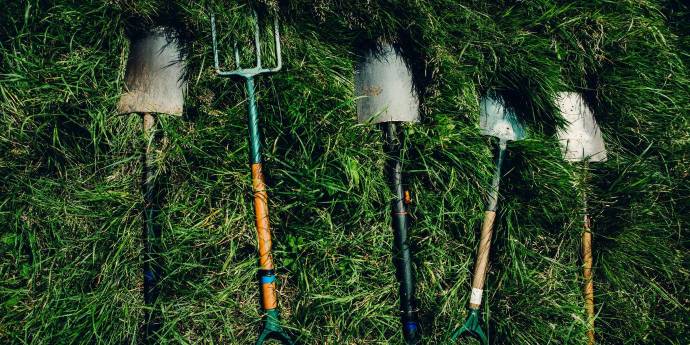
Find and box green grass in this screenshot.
[1,1,688,344]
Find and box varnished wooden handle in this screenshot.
[469,210,496,309]
[251,163,277,310]
[583,215,595,345]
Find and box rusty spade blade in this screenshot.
[118,27,186,116]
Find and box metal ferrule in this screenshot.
[486,140,507,212]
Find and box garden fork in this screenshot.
[211,10,294,345]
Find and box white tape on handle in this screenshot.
[470,288,483,305]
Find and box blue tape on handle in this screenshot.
[260,275,276,284]
[405,321,418,333]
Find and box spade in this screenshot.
[450,94,526,344]
[556,92,607,345]
[355,42,421,344]
[117,26,187,342]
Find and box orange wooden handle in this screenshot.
[261,280,278,310]
[252,163,274,270]
[583,215,595,345]
[251,163,277,310]
[469,210,496,309]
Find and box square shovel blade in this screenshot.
[480,95,526,142]
[556,92,607,162]
[118,27,186,116]
[355,43,419,124]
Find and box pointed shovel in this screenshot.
[117,27,187,342]
[355,42,421,344]
[555,92,607,345]
[450,94,526,344]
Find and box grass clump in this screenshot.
[1,1,688,344]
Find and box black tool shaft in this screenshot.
[383,122,418,344]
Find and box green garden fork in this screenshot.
[211,10,295,345]
[450,94,526,344]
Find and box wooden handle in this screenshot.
[583,215,595,345]
[469,210,496,309]
[251,163,277,310]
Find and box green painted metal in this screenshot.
[486,141,506,213]
[211,13,282,79]
[450,309,488,344]
[256,309,295,345]
[246,77,262,164]
[211,10,295,345]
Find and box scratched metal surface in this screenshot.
[354,43,419,124]
[118,27,186,116]
[556,92,607,162]
[479,95,527,142]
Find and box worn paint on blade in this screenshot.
[480,95,526,142]
[355,43,419,124]
[118,27,186,116]
[556,92,607,162]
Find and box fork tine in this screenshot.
[253,11,262,69]
[234,42,241,69]
[211,9,281,76]
[211,15,222,73]
[271,16,282,72]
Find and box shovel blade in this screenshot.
[556,92,607,162]
[118,27,186,116]
[355,43,419,124]
[480,95,526,142]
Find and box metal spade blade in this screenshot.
[556,92,607,162]
[355,43,419,124]
[118,27,186,116]
[480,94,526,142]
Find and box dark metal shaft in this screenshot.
[382,122,419,344]
[485,140,506,212]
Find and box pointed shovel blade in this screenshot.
[480,95,526,142]
[555,92,607,162]
[118,27,186,116]
[355,43,419,124]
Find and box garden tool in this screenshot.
[355,42,420,344]
[117,27,187,342]
[211,11,295,345]
[555,92,607,345]
[450,95,526,345]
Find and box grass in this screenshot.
[1,0,688,344]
